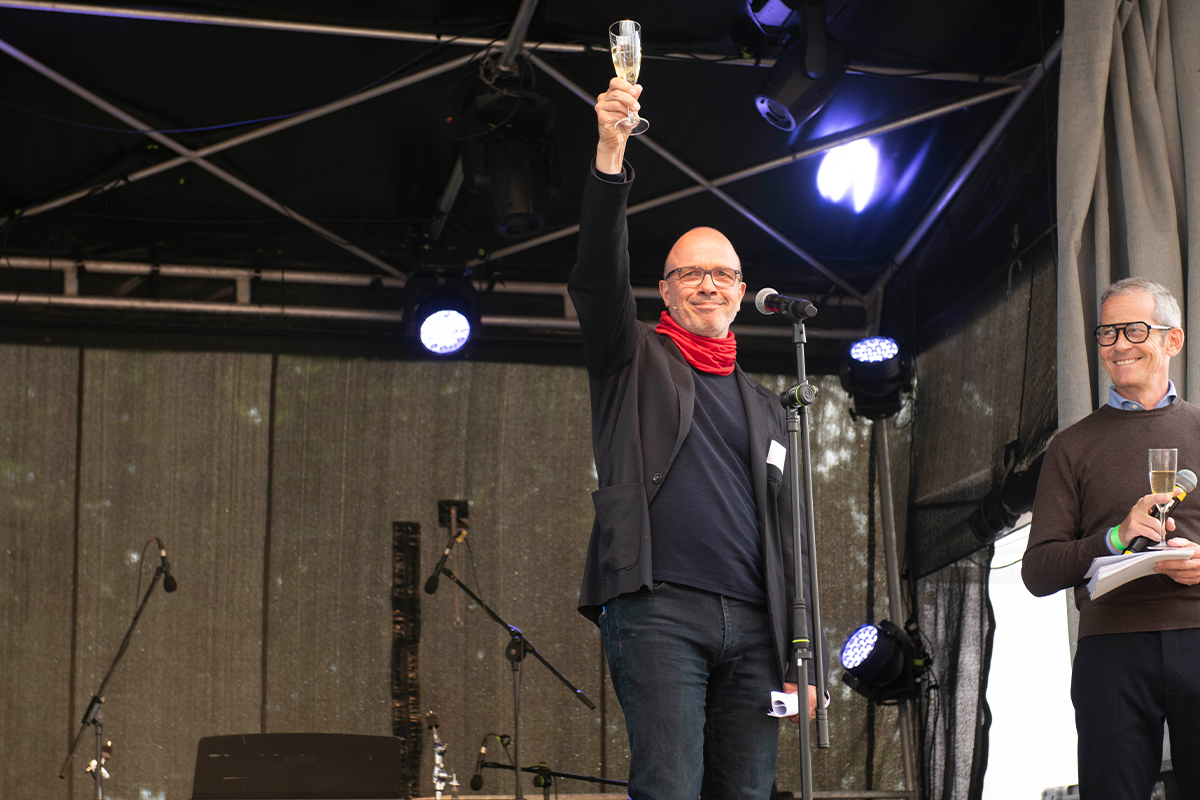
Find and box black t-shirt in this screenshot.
[648,368,765,604]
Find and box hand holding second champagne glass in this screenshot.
[1149,448,1178,551]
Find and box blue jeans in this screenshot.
[601,582,781,800]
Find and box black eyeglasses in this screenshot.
[1093,321,1174,346]
[664,267,743,288]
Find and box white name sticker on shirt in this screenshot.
[767,439,786,474]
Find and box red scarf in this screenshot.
[655,311,737,375]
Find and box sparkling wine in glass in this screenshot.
[1149,448,1178,551]
[609,20,649,135]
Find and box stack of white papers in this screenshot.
[769,691,798,718]
[1085,549,1191,599]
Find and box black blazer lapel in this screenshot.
[644,334,695,503]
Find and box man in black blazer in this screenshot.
[569,77,820,800]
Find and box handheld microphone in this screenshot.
[1128,468,1197,552]
[469,740,486,791]
[157,539,178,593]
[755,288,817,322]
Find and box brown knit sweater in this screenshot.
[1022,400,1200,638]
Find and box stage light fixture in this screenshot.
[840,336,913,420]
[840,620,930,705]
[817,139,879,213]
[405,274,479,356]
[754,0,847,131]
[460,79,561,240]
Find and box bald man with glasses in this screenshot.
[1024,277,1200,799]
[567,78,822,800]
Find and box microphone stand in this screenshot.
[436,568,594,800]
[479,761,628,795]
[59,564,168,799]
[780,313,829,800]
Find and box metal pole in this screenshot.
[872,419,918,793]
[0,257,870,336]
[0,292,406,321]
[0,35,409,278]
[512,660,523,800]
[792,322,829,749]
[0,0,1032,82]
[1,254,858,305]
[868,37,1063,299]
[429,156,465,243]
[0,290,868,338]
[498,0,539,69]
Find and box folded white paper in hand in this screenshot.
[769,690,798,718]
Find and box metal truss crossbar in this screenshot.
[0,38,490,279]
[473,78,1022,281]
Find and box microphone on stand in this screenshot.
[1128,468,1197,552]
[156,539,178,593]
[755,288,817,322]
[424,527,469,594]
[469,738,487,791]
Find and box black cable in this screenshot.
[495,732,515,766]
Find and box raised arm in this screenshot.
[567,79,646,378]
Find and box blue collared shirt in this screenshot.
[1102,380,1178,552]
[1106,380,1177,411]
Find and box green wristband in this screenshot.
[1109,525,1126,554]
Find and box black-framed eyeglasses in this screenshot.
[664,267,743,288]
[1093,321,1174,346]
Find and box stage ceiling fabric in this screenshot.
[0,0,1063,373]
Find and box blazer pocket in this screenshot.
[591,482,649,575]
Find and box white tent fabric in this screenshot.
[1057,0,1200,426]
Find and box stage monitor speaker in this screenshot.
[190,733,407,800]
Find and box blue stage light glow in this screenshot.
[817,139,879,213]
[842,624,879,670]
[419,309,472,355]
[850,336,899,364]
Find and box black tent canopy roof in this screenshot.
[0,0,1062,371]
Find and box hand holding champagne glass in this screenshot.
[1149,448,1178,550]
[609,20,649,135]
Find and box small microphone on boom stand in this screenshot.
[469,737,487,790]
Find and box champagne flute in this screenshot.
[1149,448,1177,551]
[609,20,649,135]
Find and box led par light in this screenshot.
[840,336,913,420]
